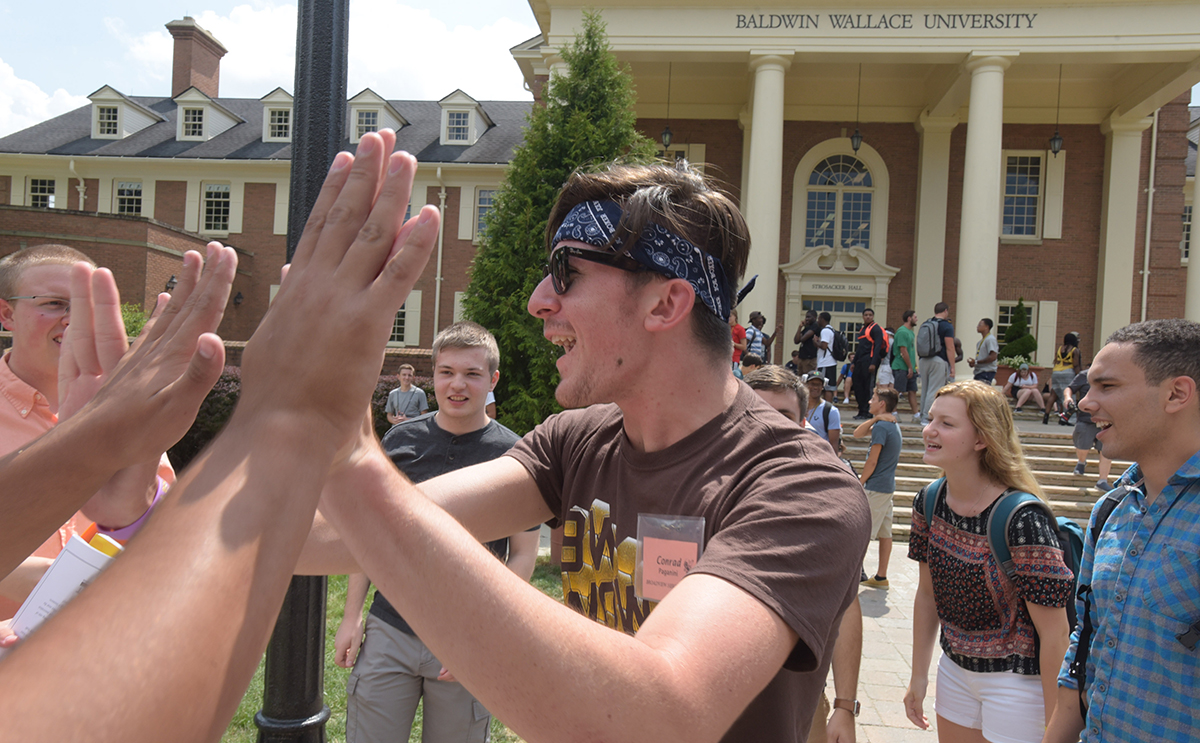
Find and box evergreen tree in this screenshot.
[999,297,1038,360]
[463,11,656,434]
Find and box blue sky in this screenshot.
[0,0,541,136]
[0,2,1196,138]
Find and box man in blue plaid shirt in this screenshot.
[1044,318,1200,743]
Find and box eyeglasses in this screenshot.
[6,296,70,317]
[542,245,646,295]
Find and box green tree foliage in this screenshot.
[462,11,657,434]
[121,303,150,338]
[999,297,1038,360]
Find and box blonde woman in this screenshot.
[904,381,1072,743]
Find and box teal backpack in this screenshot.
[922,477,1086,628]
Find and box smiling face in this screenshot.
[398,367,414,389]
[0,263,72,387]
[528,240,647,409]
[922,394,986,468]
[432,346,498,431]
[1079,342,1168,463]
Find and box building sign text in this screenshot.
[734,12,1038,31]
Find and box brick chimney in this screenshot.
[166,17,228,98]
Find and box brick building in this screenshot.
[515,0,1200,369]
[0,16,531,348]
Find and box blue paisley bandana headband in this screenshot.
[551,199,734,321]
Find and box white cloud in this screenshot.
[0,58,90,138]
[99,1,536,102]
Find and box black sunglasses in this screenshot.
[542,245,646,294]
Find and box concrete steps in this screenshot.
[833,403,1129,542]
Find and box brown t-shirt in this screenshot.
[507,383,871,742]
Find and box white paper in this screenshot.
[10,535,114,639]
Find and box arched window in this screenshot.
[804,155,873,251]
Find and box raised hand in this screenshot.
[237,132,439,449]
[64,244,235,470]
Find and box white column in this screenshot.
[1186,174,1200,321]
[955,54,1013,379]
[912,112,958,318]
[1095,114,1153,347]
[738,108,752,212]
[742,53,791,326]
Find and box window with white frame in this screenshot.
[268,109,290,140]
[1003,154,1042,238]
[804,155,873,251]
[182,108,205,138]
[390,304,407,344]
[203,183,231,232]
[115,181,142,215]
[995,301,1038,347]
[476,189,496,239]
[28,179,55,209]
[97,106,119,137]
[446,111,470,142]
[1183,205,1192,262]
[356,110,378,140]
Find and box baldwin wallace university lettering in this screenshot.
[734,12,1038,31]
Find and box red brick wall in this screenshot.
[1134,94,1190,326]
[215,182,286,341]
[155,181,187,225]
[63,178,100,212]
[0,206,191,315]
[636,118,745,203]
[0,176,10,206]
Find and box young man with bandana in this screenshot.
[305,162,871,742]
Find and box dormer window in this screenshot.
[447,111,470,142]
[347,89,407,144]
[173,87,242,143]
[182,108,205,138]
[96,107,119,137]
[260,88,294,143]
[268,109,290,140]
[88,86,164,140]
[437,90,493,146]
[357,110,379,139]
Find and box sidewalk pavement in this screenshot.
[827,552,940,743]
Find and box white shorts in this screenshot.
[876,364,894,386]
[934,654,1046,743]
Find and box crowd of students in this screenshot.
[0,136,1196,743]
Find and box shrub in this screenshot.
[999,297,1037,360]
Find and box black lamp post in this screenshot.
[253,1,348,741]
[661,62,674,150]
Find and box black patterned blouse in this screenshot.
[909,483,1074,675]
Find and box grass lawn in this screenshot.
[223,557,564,743]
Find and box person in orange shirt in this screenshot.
[0,245,172,618]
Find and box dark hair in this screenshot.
[819,311,832,323]
[744,366,806,420]
[1106,319,1200,387]
[934,301,949,315]
[1062,332,1079,348]
[806,309,817,318]
[875,387,899,412]
[741,353,763,367]
[863,307,874,315]
[981,318,994,330]
[546,162,749,361]
[902,309,916,323]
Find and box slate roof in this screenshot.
[0,96,533,165]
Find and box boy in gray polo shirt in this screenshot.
[852,388,902,589]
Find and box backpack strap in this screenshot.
[822,400,831,433]
[1068,481,1135,718]
[922,477,946,531]
[986,491,1054,582]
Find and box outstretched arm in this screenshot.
[0,251,229,577]
[0,132,439,743]
[827,596,862,743]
